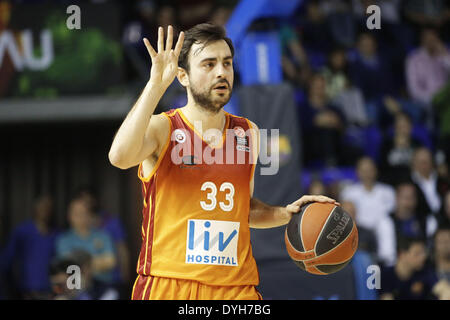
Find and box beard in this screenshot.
[190,79,232,114]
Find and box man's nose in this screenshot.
[215,63,226,78]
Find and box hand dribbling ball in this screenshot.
[285,202,358,275]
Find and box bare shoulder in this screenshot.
[150,112,171,131]
[148,112,171,150]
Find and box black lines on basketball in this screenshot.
[286,204,310,253]
[315,261,351,274]
[314,206,354,256]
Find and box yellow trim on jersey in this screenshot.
[141,276,152,300]
[143,193,153,275]
[176,108,230,149]
[138,112,173,183]
[143,182,148,207]
[245,118,258,184]
[224,110,245,119]
[131,275,140,299]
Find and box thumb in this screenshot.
[286,203,300,213]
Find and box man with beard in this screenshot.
[109,23,337,300]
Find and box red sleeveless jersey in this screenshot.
[135,108,259,286]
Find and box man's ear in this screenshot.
[177,67,189,87]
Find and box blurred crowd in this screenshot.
[0,188,130,300]
[2,0,450,300]
[290,0,450,300]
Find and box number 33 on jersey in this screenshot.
[135,109,259,286]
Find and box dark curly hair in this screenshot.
[178,23,234,73]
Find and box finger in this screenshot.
[286,204,300,214]
[169,49,176,61]
[291,195,337,207]
[157,26,164,53]
[166,25,173,51]
[320,196,339,203]
[291,196,312,207]
[174,31,185,57]
[311,195,338,204]
[143,38,157,59]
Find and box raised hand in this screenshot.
[143,25,184,90]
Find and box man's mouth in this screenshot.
[212,82,229,92]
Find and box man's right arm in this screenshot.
[108,25,184,169]
[108,83,167,169]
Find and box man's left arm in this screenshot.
[249,196,339,229]
[246,120,339,229]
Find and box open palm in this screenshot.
[143,25,184,89]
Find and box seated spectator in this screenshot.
[298,0,333,53]
[49,256,79,300]
[403,0,450,38]
[209,4,232,27]
[433,190,450,229]
[379,236,438,300]
[307,178,328,196]
[375,183,431,267]
[430,227,450,299]
[379,113,423,185]
[122,0,158,81]
[56,198,116,286]
[432,79,450,162]
[175,0,213,30]
[123,1,157,47]
[410,147,448,217]
[50,251,119,300]
[349,32,395,102]
[323,0,356,48]
[299,73,346,167]
[74,185,130,292]
[280,23,311,88]
[0,195,58,299]
[353,0,413,87]
[340,156,396,232]
[432,226,450,281]
[341,200,377,260]
[69,250,119,300]
[157,5,178,32]
[405,27,450,127]
[122,1,181,84]
[321,47,349,101]
[376,94,425,131]
[321,47,369,128]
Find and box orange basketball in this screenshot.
[285,202,358,275]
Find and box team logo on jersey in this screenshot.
[234,126,246,138]
[235,134,250,152]
[174,129,187,144]
[186,219,239,267]
[234,127,249,152]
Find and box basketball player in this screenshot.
[109,24,339,300]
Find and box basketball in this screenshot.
[285,202,358,275]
